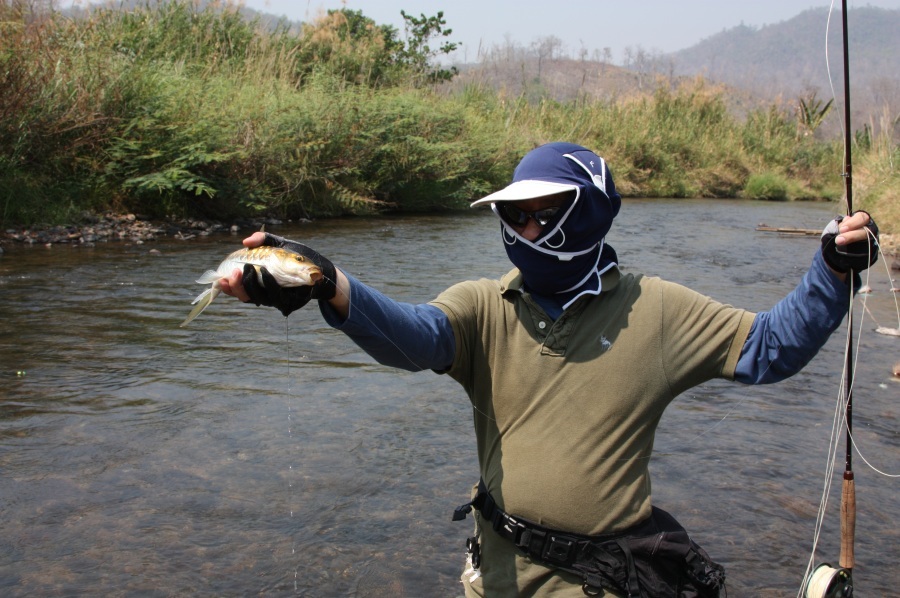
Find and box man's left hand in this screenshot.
[821,211,879,275]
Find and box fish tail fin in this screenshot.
[179,286,221,327]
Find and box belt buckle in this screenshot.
[498,514,527,543]
[543,535,575,563]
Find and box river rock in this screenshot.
[0,213,303,248]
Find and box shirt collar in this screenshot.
[499,266,621,298]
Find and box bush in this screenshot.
[2,1,894,236]
[744,172,789,201]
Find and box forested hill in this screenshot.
[670,7,900,103]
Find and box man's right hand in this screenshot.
[219,232,351,320]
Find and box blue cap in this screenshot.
[475,143,622,306]
[471,142,618,211]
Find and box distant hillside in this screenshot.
[64,2,897,138]
[669,7,900,132]
[446,6,898,139]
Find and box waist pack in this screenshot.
[454,481,725,597]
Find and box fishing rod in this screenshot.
[804,2,856,596]
[837,0,855,580]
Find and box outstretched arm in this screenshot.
[734,250,849,384]
[219,232,455,372]
[735,211,879,384]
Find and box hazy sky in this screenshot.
[227,0,900,62]
[60,1,900,62]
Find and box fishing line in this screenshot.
[799,3,854,594]
[325,272,793,464]
[799,337,852,598]
[324,273,500,425]
[326,272,738,447]
[798,271,866,597]
[312,226,895,470]
[840,233,899,479]
[825,2,845,148]
[284,316,300,592]
[799,222,900,595]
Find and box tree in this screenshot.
[797,91,833,137]
[531,35,563,83]
[397,10,459,84]
[297,8,460,87]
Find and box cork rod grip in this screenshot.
[839,474,855,570]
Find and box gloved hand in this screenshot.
[242,233,337,317]
[820,211,879,273]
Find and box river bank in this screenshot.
[0,213,298,252]
[1,211,897,265]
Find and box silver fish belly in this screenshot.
[180,247,322,327]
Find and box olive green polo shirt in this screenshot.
[431,267,755,596]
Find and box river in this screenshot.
[1,199,897,596]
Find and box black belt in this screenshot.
[453,480,725,597]
[453,479,609,570]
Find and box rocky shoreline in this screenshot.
[1,213,897,266]
[0,212,294,252]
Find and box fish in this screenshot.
[180,246,323,327]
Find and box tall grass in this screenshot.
[853,108,900,238]
[0,1,895,235]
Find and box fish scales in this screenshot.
[180,246,323,327]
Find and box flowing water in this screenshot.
[1,199,897,596]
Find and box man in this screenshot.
[219,142,878,596]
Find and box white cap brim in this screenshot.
[470,180,578,207]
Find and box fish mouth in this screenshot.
[309,268,325,283]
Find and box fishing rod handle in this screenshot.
[840,473,856,570]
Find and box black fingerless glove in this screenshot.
[820,211,879,273]
[242,234,337,317]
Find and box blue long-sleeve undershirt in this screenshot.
[732,250,852,384]
[320,251,852,383]
[319,273,455,372]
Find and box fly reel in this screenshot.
[804,564,852,598]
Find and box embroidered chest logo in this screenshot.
[598,335,612,351]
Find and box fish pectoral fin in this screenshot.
[179,286,221,327]
[195,269,224,284]
[253,265,267,287]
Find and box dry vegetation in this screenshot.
[1,1,896,237]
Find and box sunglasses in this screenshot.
[497,204,561,228]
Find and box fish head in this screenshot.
[270,251,324,287]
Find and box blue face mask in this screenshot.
[493,143,621,307]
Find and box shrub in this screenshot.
[744,172,789,201]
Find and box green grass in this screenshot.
[744,172,789,201]
[0,1,895,235]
